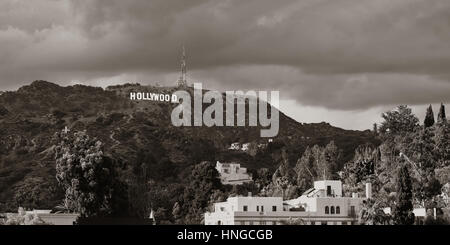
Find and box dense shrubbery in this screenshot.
[13,177,63,210]
[1,82,448,225]
[346,105,450,224]
[54,130,128,218]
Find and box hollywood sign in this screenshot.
[129,83,279,137]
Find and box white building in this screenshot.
[205,180,368,225]
[5,209,79,225]
[34,212,79,225]
[216,161,253,185]
[229,142,241,150]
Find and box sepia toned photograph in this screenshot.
[0,0,449,236]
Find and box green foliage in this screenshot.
[13,177,63,210]
[380,105,419,136]
[342,144,377,187]
[253,168,272,189]
[435,166,450,185]
[323,141,341,179]
[424,105,435,128]
[172,202,182,224]
[373,123,378,134]
[407,128,436,171]
[263,149,300,199]
[147,181,184,223]
[294,146,318,193]
[434,123,450,167]
[0,105,8,116]
[424,215,450,225]
[54,130,126,218]
[127,151,153,219]
[207,189,228,213]
[187,139,217,164]
[437,103,447,125]
[181,161,223,224]
[373,104,450,214]
[0,81,379,217]
[358,198,391,225]
[393,165,415,225]
[257,141,344,200]
[294,141,342,193]
[154,207,171,225]
[229,182,259,197]
[413,171,442,208]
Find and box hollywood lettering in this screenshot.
[130,92,178,103]
[171,83,279,137]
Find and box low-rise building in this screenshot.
[5,209,79,225]
[205,180,368,225]
[216,161,253,185]
[34,212,79,225]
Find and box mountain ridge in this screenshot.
[0,80,379,211]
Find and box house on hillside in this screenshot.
[216,161,253,185]
[229,142,241,150]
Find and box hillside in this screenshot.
[0,81,379,211]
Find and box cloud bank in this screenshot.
[1,0,449,129]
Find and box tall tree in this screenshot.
[407,128,436,171]
[343,144,376,187]
[437,103,447,125]
[254,168,272,188]
[294,146,317,193]
[373,123,378,135]
[434,123,450,167]
[380,105,419,135]
[182,161,222,224]
[54,130,126,218]
[424,105,435,128]
[273,148,294,181]
[272,150,298,200]
[323,141,342,179]
[294,142,341,193]
[128,151,152,219]
[392,165,415,225]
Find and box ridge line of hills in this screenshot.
[0,80,379,211]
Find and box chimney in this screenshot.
[366,182,372,199]
[248,192,252,197]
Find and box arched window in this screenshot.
[336,206,340,214]
[331,206,335,214]
[325,206,329,214]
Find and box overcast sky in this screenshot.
[1,0,449,130]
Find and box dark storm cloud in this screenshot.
[192,66,450,110]
[1,0,450,110]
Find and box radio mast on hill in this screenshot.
[176,45,188,87]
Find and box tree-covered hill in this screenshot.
[0,80,378,213]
